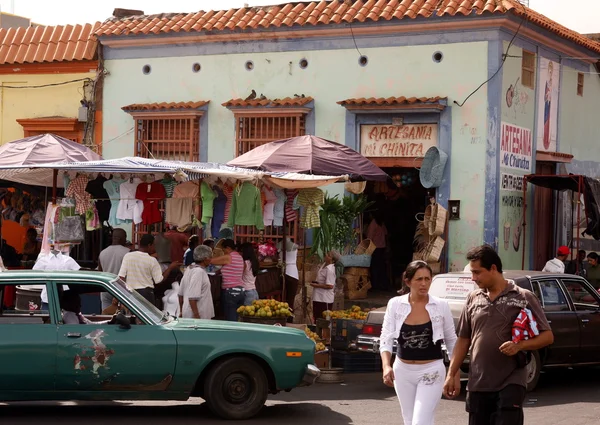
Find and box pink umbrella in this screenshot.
[227,135,388,181]
[0,133,102,165]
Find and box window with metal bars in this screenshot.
[133,116,202,246]
[234,113,307,243]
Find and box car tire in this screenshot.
[203,357,269,420]
[526,350,541,392]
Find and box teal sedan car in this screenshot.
[0,271,319,420]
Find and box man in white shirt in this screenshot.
[118,234,181,306]
[98,229,130,310]
[33,248,80,311]
[178,245,214,319]
[542,246,569,273]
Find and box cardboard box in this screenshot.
[314,351,329,369]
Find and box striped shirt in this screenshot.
[221,251,244,288]
[118,251,163,290]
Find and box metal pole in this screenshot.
[52,169,58,203]
[301,228,308,323]
[576,176,582,273]
[281,217,287,303]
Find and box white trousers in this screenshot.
[393,359,445,425]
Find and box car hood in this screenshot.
[166,318,307,337]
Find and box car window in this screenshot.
[0,282,53,324]
[429,275,477,300]
[535,279,570,312]
[561,279,600,311]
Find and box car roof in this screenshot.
[434,270,582,280]
[0,270,116,281]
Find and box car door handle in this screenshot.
[66,332,82,338]
[581,319,590,324]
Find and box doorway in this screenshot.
[533,161,556,270]
[363,167,430,290]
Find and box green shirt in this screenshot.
[587,265,600,289]
[227,182,264,230]
[200,182,217,224]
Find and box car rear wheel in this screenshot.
[203,357,269,420]
[526,350,541,392]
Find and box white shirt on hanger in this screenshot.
[117,177,143,224]
[33,252,81,303]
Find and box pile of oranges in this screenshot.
[322,305,370,320]
[237,299,292,319]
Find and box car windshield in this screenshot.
[110,278,174,325]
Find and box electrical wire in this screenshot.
[0,77,92,89]
[454,15,526,107]
[348,22,363,57]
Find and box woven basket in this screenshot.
[431,204,448,237]
[341,271,371,300]
[424,204,434,235]
[355,239,376,256]
[424,236,445,263]
[419,146,448,189]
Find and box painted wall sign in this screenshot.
[501,172,524,192]
[536,58,560,152]
[360,124,438,157]
[500,122,532,172]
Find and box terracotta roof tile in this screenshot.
[337,96,447,107]
[222,96,314,108]
[0,22,99,65]
[95,1,600,54]
[121,101,210,112]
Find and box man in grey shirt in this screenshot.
[98,229,130,310]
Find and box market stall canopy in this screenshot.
[227,135,389,182]
[0,134,102,187]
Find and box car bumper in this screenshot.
[299,364,320,387]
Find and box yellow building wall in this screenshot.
[0,71,95,144]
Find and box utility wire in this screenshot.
[0,77,92,89]
[348,22,363,57]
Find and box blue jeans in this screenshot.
[243,289,259,306]
[222,287,245,321]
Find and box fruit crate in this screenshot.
[330,318,364,350]
[332,350,382,373]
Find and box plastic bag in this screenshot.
[54,216,84,242]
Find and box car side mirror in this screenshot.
[114,312,131,330]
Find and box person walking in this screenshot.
[211,239,245,321]
[444,245,554,425]
[98,228,130,310]
[240,242,260,306]
[565,249,587,276]
[380,261,457,425]
[118,234,181,305]
[586,252,600,290]
[542,245,569,273]
[178,245,214,320]
[310,250,340,322]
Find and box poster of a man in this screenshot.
[537,58,560,152]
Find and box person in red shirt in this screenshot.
[164,225,189,265]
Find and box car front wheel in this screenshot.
[526,350,541,392]
[203,357,269,420]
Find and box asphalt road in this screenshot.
[2,366,600,424]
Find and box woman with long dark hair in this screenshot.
[367,210,389,290]
[240,242,260,305]
[380,261,457,425]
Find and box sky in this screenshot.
[1,0,598,35]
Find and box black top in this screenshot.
[85,175,110,223]
[397,321,443,361]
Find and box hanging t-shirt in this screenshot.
[103,177,127,226]
[227,182,264,230]
[212,186,227,237]
[166,181,198,230]
[117,178,144,225]
[200,181,217,224]
[65,174,92,215]
[298,188,325,229]
[262,186,277,227]
[285,189,299,222]
[273,189,286,227]
[85,175,110,223]
[135,181,166,225]
[161,177,178,198]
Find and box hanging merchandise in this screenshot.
[135,179,167,225]
[85,205,101,231]
[103,176,127,226]
[227,182,264,230]
[85,174,110,223]
[212,185,227,238]
[200,181,216,224]
[297,188,325,228]
[285,189,299,223]
[117,177,143,225]
[65,174,92,215]
[273,188,286,227]
[222,184,233,223]
[262,186,277,227]
[161,174,178,198]
[54,198,84,242]
[166,181,198,230]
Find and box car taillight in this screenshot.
[363,324,382,336]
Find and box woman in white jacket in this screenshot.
[380,261,457,425]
